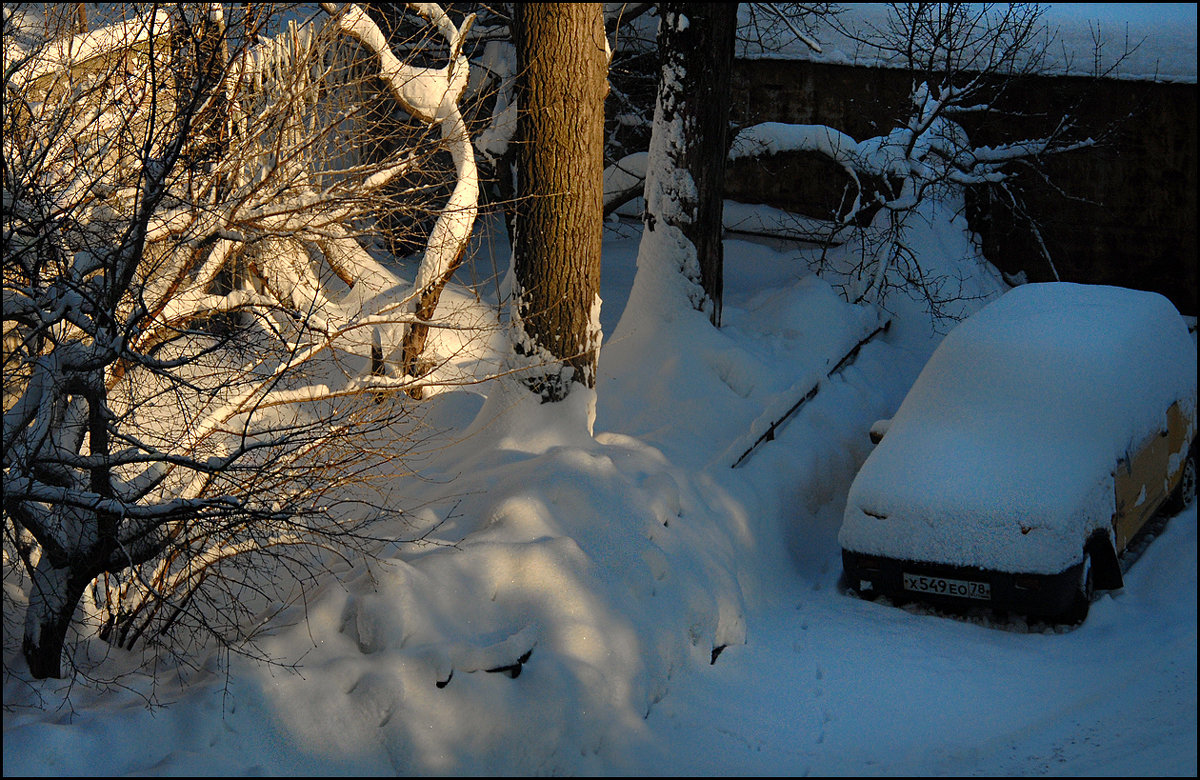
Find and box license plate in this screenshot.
[903,572,991,600]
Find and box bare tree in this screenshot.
[829,3,1079,304]
[738,3,835,58]
[508,2,607,402]
[729,3,1122,321]
[3,2,482,679]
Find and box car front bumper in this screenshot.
[841,549,1086,620]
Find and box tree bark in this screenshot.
[511,3,607,401]
[649,3,736,326]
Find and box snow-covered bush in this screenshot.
[2,2,483,680]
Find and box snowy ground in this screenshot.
[3,206,1196,776]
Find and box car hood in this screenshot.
[838,421,1117,574]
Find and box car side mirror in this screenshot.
[869,419,891,445]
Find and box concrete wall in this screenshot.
[726,59,1198,316]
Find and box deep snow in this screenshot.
[3,199,1196,776]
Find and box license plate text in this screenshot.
[902,573,991,600]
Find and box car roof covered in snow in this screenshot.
[839,282,1198,574]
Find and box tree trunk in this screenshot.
[511,3,607,401]
[23,558,93,679]
[22,386,116,679]
[398,245,467,391]
[646,3,736,326]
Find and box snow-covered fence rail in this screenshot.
[6,8,369,176]
[6,10,174,93]
[235,15,388,186]
[730,317,892,468]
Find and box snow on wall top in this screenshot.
[739,3,1198,84]
[839,282,1198,574]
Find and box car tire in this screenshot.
[1162,451,1196,516]
[1063,552,1094,625]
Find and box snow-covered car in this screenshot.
[839,282,1197,622]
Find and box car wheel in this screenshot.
[1162,452,1196,516]
[1063,552,1094,625]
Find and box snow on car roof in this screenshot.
[840,282,1198,574]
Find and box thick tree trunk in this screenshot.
[511,3,607,401]
[648,3,736,326]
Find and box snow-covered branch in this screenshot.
[317,3,480,394]
[3,2,489,679]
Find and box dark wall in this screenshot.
[726,59,1198,316]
